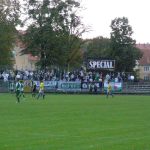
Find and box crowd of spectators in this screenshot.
[0,68,134,83]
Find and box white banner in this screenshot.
[87,60,115,69]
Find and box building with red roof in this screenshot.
[136,44,150,80]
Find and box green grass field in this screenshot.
[0,93,150,150]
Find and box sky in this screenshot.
[80,0,150,43]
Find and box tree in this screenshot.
[84,36,112,60]
[0,0,20,69]
[110,17,142,72]
[21,0,86,70]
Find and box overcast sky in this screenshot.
[80,0,150,43]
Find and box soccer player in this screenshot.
[106,81,113,98]
[37,80,45,99]
[15,79,21,103]
[32,81,37,98]
[20,80,25,99]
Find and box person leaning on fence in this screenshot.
[89,83,94,93]
[37,80,45,100]
[9,81,15,93]
[94,83,98,94]
[106,81,113,98]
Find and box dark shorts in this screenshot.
[16,90,20,97]
[32,88,36,92]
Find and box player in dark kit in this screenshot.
[32,81,37,98]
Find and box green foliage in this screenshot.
[21,0,85,70]
[0,0,20,69]
[0,15,15,68]
[85,36,112,60]
[110,17,142,72]
[83,18,142,73]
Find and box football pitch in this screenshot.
[0,93,150,150]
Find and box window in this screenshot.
[144,66,149,71]
[144,76,150,80]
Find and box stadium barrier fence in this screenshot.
[0,80,123,93]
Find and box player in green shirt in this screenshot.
[20,80,25,99]
[15,80,21,103]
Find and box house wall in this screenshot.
[139,65,150,80]
[13,46,37,70]
[136,44,150,80]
